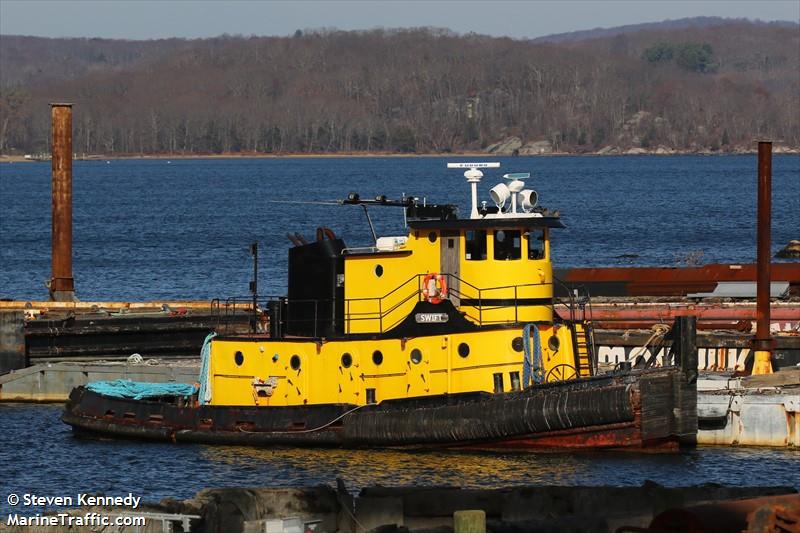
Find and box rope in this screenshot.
[335,479,369,533]
[126,353,161,366]
[198,332,217,405]
[626,323,671,363]
[237,403,371,434]
[522,323,544,386]
[343,498,368,533]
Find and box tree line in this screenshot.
[1,22,797,155]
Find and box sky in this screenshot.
[1,0,798,40]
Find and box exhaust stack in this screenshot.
[49,103,76,302]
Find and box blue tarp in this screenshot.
[198,332,216,404]
[86,379,197,400]
[522,323,544,386]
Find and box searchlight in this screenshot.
[519,189,538,212]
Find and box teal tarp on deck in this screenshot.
[86,379,197,400]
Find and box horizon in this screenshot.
[1,16,799,42]
[1,1,798,41]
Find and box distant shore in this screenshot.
[2,147,799,164]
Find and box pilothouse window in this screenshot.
[494,230,521,260]
[527,230,545,260]
[465,230,487,261]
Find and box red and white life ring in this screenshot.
[422,273,448,304]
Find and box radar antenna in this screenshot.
[447,162,500,219]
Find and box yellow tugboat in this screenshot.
[63,162,697,450]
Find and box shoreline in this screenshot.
[2,148,799,163]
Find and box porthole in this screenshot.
[410,348,422,364]
[290,354,301,370]
[511,337,524,352]
[372,350,384,366]
[458,342,470,358]
[428,232,438,243]
[341,352,353,368]
[548,336,561,352]
[375,265,384,277]
[234,351,244,366]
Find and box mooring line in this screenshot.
[236,403,371,434]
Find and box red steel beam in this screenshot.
[557,264,800,297]
[594,320,753,332]
[576,306,799,321]
[558,264,800,283]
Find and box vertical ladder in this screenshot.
[572,321,595,377]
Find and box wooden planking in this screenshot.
[742,368,800,389]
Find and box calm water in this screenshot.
[1,155,798,301]
[0,156,799,510]
[0,404,798,514]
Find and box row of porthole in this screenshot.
[234,342,473,369]
[510,336,560,352]
[235,351,303,370]
[343,344,470,367]
[233,337,556,370]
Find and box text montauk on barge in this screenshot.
[62,162,698,450]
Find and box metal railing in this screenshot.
[552,277,599,375]
[321,273,555,334]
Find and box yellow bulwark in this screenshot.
[208,165,594,407]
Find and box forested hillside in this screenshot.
[1,19,797,156]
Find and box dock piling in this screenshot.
[454,510,486,533]
[752,141,773,375]
[49,103,76,302]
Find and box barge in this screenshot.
[62,163,697,450]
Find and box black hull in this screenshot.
[63,367,696,450]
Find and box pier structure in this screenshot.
[22,483,797,532]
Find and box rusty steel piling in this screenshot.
[752,141,773,375]
[49,103,76,302]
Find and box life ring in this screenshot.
[422,273,448,304]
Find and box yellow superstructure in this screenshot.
[206,164,594,407]
[209,325,579,406]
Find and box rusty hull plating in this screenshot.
[50,103,76,302]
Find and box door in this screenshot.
[440,230,460,305]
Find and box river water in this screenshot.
[0,404,798,514]
[0,155,799,512]
[1,155,798,301]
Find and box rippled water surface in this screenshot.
[1,155,798,301]
[0,404,798,513]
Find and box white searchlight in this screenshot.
[519,189,538,212]
[490,182,511,209]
